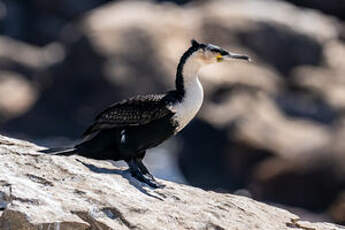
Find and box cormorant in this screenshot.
[41,40,250,188]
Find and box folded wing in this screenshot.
[83,94,173,136]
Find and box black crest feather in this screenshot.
[191,39,199,48]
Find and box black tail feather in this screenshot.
[40,147,76,156]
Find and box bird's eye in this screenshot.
[216,54,223,62]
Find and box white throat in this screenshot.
[172,58,204,132]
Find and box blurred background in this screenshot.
[1,0,345,224]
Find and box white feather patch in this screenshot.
[120,129,126,144]
[172,77,204,132]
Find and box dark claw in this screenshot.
[142,175,165,188]
[130,169,164,188]
[127,158,165,188]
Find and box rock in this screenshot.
[0,36,64,126]
[4,0,341,137]
[1,0,112,46]
[0,71,37,120]
[1,0,345,224]
[0,36,65,70]
[202,0,339,75]
[329,191,345,224]
[292,41,345,110]
[251,156,344,210]
[281,0,345,21]
[0,135,342,230]
[167,0,345,219]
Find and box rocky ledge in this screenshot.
[0,135,342,230]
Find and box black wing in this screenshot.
[83,94,174,136]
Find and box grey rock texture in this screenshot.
[2,0,345,224]
[0,134,342,230]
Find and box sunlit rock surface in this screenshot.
[0,135,342,230]
[1,0,345,224]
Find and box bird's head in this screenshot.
[187,39,250,68]
[177,40,250,83]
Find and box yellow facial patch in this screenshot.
[216,54,223,62]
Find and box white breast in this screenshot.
[172,77,204,132]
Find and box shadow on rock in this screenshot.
[77,159,164,200]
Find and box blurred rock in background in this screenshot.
[1,0,345,225]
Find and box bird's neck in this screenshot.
[173,58,204,132]
[175,48,202,100]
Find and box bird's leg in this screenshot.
[136,159,165,188]
[126,158,164,188]
[135,152,160,182]
[136,158,153,178]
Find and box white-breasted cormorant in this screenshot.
[41,40,250,188]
